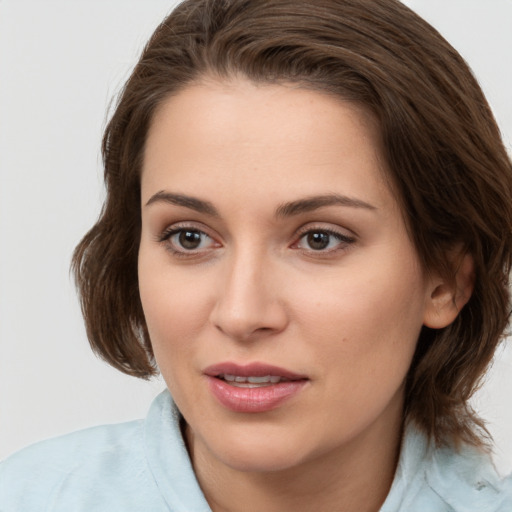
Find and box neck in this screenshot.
[187,406,403,512]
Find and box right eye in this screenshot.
[159,227,218,255]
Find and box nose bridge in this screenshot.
[211,242,286,340]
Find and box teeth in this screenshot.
[221,374,286,386]
[248,376,272,383]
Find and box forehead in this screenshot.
[146,78,381,155]
[141,78,393,212]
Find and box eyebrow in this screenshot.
[145,191,219,217]
[145,191,376,218]
[275,194,377,217]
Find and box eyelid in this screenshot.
[155,221,356,257]
[294,222,356,241]
[157,221,217,241]
[291,223,357,254]
[157,221,222,257]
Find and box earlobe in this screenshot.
[423,252,475,329]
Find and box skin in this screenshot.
[138,78,469,512]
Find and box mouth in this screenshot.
[204,362,307,385]
[203,362,309,413]
[214,374,293,388]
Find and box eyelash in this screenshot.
[293,226,356,256]
[157,224,356,258]
[157,224,217,258]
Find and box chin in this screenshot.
[197,422,316,474]
[218,444,307,474]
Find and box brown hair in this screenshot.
[72,0,512,448]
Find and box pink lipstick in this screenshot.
[203,362,308,413]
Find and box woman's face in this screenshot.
[138,78,439,473]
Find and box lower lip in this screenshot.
[206,377,307,413]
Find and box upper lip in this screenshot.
[203,362,308,381]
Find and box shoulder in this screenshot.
[383,426,512,512]
[425,442,512,512]
[0,420,165,511]
[0,418,144,473]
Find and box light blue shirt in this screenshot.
[1,390,511,511]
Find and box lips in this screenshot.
[204,362,306,380]
[203,362,308,413]
[221,374,285,387]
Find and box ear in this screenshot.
[423,251,475,329]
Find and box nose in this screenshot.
[209,249,288,341]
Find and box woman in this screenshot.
[1,0,511,510]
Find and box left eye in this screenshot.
[166,229,214,251]
[296,230,352,251]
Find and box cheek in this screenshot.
[138,249,213,362]
[141,284,209,350]
[292,262,425,433]
[138,266,211,406]
[294,251,426,371]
